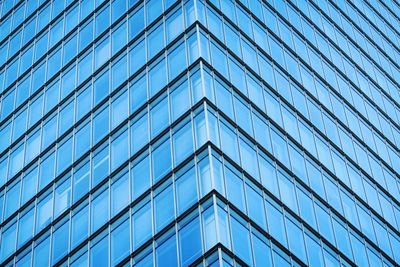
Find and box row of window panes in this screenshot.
[199,5,400,194]
[197,21,400,226]
[331,0,400,51]
[316,0,400,63]
[203,26,400,228]
[6,193,302,267]
[0,95,396,266]
[0,57,202,227]
[0,4,196,174]
[197,22,400,216]
[0,0,142,70]
[0,0,52,40]
[209,147,393,266]
[352,0,400,38]
[362,0,400,31]
[203,104,399,264]
[262,0,400,152]
[370,0,400,23]
[281,0,400,94]
[220,0,400,147]
[0,102,209,264]
[261,0,400,130]
[0,0,97,69]
[0,148,210,266]
[200,63,400,242]
[270,0,400,114]
[0,0,177,112]
[194,246,297,267]
[201,78,400,262]
[0,0,186,116]
[207,0,400,163]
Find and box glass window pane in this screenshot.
[133,200,152,249]
[51,221,69,264]
[252,232,273,267]
[21,167,38,203]
[111,218,130,265]
[226,165,245,212]
[57,137,73,175]
[72,205,89,249]
[44,81,59,113]
[231,216,252,265]
[154,183,174,232]
[33,236,50,267]
[246,183,266,229]
[91,235,109,267]
[168,42,186,81]
[92,145,109,187]
[5,180,20,218]
[179,217,202,266]
[176,167,197,215]
[36,194,53,232]
[147,23,164,60]
[111,55,127,90]
[111,171,129,216]
[131,153,150,199]
[76,86,92,121]
[111,129,128,171]
[94,70,110,105]
[0,224,16,261]
[170,80,189,121]
[18,208,34,247]
[149,58,166,97]
[152,137,171,183]
[156,233,177,266]
[173,121,193,165]
[73,161,90,202]
[42,116,57,150]
[150,95,168,138]
[131,112,148,154]
[54,177,71,217]
[166,9,183,42]
[91,188,109,233]
[59,101,74,135]
[130,73,147,112]
[39,153,55,190]
[111,89,128,129]
[93,105,109,144]
[75,122,91,159]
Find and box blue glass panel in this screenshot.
[156,233,177,266]
[176,167,197,215]
[133,200,152,249]
[154,183,174,232]
[91,235,109,267]
[111,218,130,265]
[179,217,202,266]
[152,137,171,183]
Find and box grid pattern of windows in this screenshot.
[0,0,399,266]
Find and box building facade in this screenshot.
[0,0,400,266]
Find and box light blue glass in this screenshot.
[154,182,174,232]
[91,235,109,267]
[51,221,69,264]
[91,188,109,233]
[176,167,197,215]
[152,137,171,183]
[156,233,177,266]
[179,216,202,266]
[133,200,152,249]
[111,217,130,265]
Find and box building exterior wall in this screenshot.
[0,0,400,266]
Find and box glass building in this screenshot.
[0,0,400,266]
